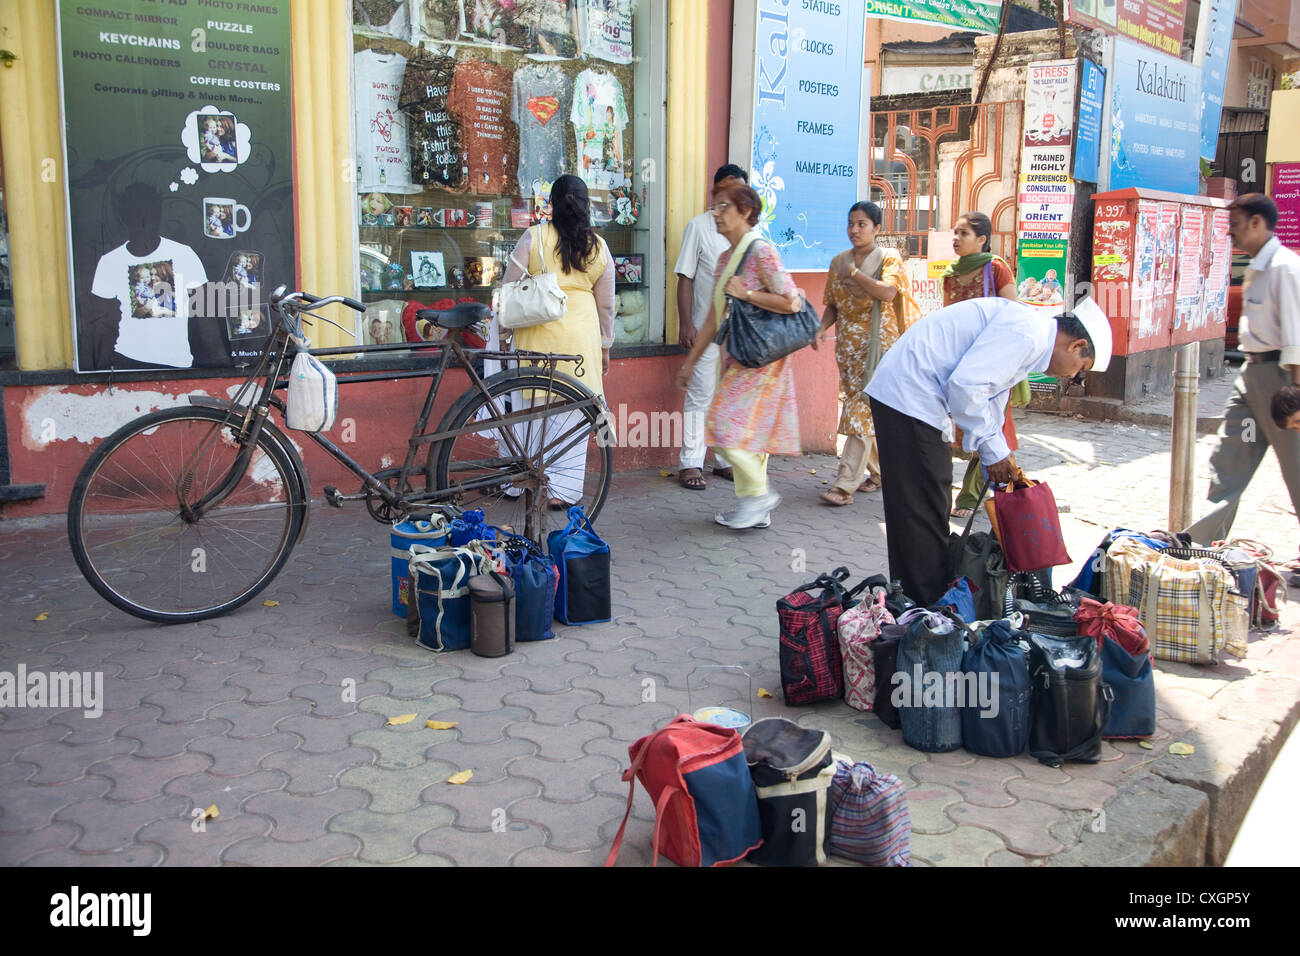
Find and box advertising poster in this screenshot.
[1017,60,1075,306]
[1067,0,1188,57]
[1108,38,1201,195]
[1274,162,1300,250]
[749,0,867,271]
[863,0,1000,33]
[1174,205,1206,333]
[1133,200,1161,337]
[905,259,944,316]
[1074,58,1105,183]
[1198,0,1236,163]
[1206,207,1231,319]
[59,2,294,372]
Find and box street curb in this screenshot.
[1028,395,1224,435]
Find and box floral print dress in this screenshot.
[826,247,914,438]
[705,239,802,456]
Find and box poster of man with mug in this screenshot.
[56,2,294,372]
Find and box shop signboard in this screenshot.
[1074,58,1105,183]
[863,0,1000,33]
[880,65,974,96]
[1198,0,1236,163]
[747,0,868,270]
[58,1,294,372]
[1065,0,1187,57]
[1107,38,1201,195]
[1274,162,1300,250]
[1016,60,1075,307]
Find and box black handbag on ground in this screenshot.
[947,485,1008,621]
[1026,633,1112,767]
[871,623,906,730]
[1005,572,1082,637]
[716,240,820,368]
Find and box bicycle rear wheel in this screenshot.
[431,370,612,540]
[67,406,306,623]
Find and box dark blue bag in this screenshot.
[935,578,977,624]
[895,609,965,753]
[408,545,491,652]
[500,532,559,642]
[1099,636,1155,738]
[547,506,611,625]
[960,619,1032,758]
[450,509,497,547]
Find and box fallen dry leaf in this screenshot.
[387,713,418,726]
[34,612,48,622]
[426,720,457,730]
[756,688,774,699]
[203,805,219,820]
[808,469,817,474]
[447,769,473,785]
[263,600,279,607]
[659,470,671,478]
[1138,740,1154,750]
[1169,742,1195,756]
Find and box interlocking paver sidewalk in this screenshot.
[0,407,1295,866]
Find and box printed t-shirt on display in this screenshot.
[355,49,421,194]
[410,0,464,41]
[578,0,632,64]
[400,54,465,189]
[353,0,412,42]
[571,68,628,192]
[512,63,572,197]
[448,59,516,195]
[92,238,208,368]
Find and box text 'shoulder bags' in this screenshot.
[547,505,611,625]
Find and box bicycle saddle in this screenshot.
[417,301,490,330]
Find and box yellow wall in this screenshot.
[0,1,73,370]
[1266,89,1300,164]
[665,0,709,346]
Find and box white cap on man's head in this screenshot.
[1068,296,1112,374]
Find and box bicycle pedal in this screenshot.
[323,486,344,508]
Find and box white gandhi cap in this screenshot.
[1067,295,1112,374]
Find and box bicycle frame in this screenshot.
[189,305,604,528]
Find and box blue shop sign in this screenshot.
[1109,38,1201,194]
[1074,58,1105,183]
[748,0,868,271]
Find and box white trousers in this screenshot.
[518,403,589,504]
[680,342,729,471]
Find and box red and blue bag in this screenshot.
[604,715,763,867]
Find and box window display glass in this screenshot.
[352,0,663,348]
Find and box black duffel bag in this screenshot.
[1026,633,1112,767]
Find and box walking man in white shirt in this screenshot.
[1185,193,1300,547]
[674,164,747,491]
[865,296,1113,604]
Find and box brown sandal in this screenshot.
[712,466,734,481]
[679,468,706,491]
[820,487,853,506]
[858,477,882,494]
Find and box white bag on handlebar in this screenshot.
[285,350,338,432]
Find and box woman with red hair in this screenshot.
[674,177,805,529]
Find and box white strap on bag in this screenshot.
[408,545,488,651]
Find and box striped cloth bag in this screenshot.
[824,759,910,866]
[1102,538,1248,664]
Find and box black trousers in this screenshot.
[870,397,954,606]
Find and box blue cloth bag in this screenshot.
[450,509,497,547]
[895,609,965,753]
[408,545,489,652]
[935,577,977,624]
[547,505,611,625]
[1069,529,1169,596]
[1099,637,1156,738]
[500,532,559,642]
[960,619,1032,757]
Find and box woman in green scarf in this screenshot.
[942,211,1022,518]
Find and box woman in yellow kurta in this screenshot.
[502,174,615,508]
[816,201,918,506]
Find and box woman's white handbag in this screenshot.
[285,350,338,432]
[498,225,568,330]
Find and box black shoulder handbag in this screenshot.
[715,240,820,368]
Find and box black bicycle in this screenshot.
[67,286,612,623]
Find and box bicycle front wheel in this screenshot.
[431,370,612,539]
[67,406,306,624]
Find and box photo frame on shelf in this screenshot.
[614,254,643,285]
[411,251,447,289]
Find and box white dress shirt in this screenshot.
[865,297,1057,465]
[1240,235,1300,368]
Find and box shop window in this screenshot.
[351,0,665,352]
[1246,58,1274,111]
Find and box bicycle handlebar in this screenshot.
[270,286,367,314]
